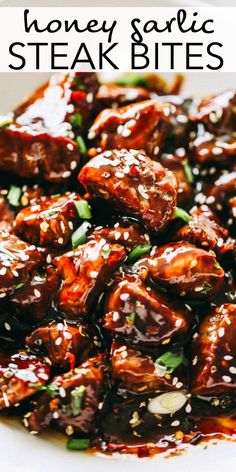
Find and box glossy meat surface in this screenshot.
[104,273,191,346]
[26,321,97,369]
[79,149,177,233]
[135,242,225,300]
[0,351,50,409]
[25,354,107,434]
[15,193,81,248]
[191,304,236,395]
[111,341,187,394]
[53,238,126,318]
[0,231,43,296]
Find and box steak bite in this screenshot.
[190,132,236,166]
[111,341,187,394]
[0,231,43,297]
[88,219,150,253]
[191,304,236,395]
[103,273,190,347]
[159,151,194,207]
[53,238,126,319]
[15,193,82,249]
[79,149,177,234]
[0,351,51,409]
[96,84,152,109]
[26,321,98,369]
[171,205,229,254]
[135,242,225,300]
[10,267,58,323]
[25,354,107,434]
[191,90,236,133]
[0,196,14,233]
[87,100,171,158]
[0,73,99,183]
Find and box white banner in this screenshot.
[0,7,234,72]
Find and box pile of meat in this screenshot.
[0,71,235,454]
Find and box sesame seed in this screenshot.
[64,331,72,340]
[0,268,7,275]
[218,327,225,338]
[34,289,41,299]
[176,382,183,389]
[53,411,59,419]
[59,387,66,398]
[113,312,120,322]
[192,356,198,366]
[120,293,129,301]
[185,404,192,413]
[123,231,129,241]
[114,231,121,241]
[65,425,74,436]
[62,171,71,179]
[86,93,93,103]
[55,337,62,346]
[46,254,52,264]
[4,322,11,331]
[222,375,232,383]
[212,147,223,155]
[171,420,180,427]
[224,355,233,361]
[67,143,74,151]
[70,160,77,170]
[115,172,124,178]
[58,238,64,245]
[88,130,96,140]
[90,271,98,278]
[229,367,236,374]
[175,319,182,327]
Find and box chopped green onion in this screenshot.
[76,136,87,155]
[71,221,92,249]
[155,351,185,374]
[127,244,152,263]
[183,159,194,184]
[7,185,22,207]
[126,312,135,325]
[71,385,85,416]
[72,76,85,90]
[39,208,61,217]
[75,200,92,220]
[70,113,83,129]
[117,74,148,88]
[67,438,90,451]
[29,382,59,396]
[0,115,12,129]
[174,207,191,223]
[214,262,222,270]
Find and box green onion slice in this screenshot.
[127,244,152,263]
[155,351,185,374]
[71,385,85,416]
[76,136,87,154]
[125,312,135,325]
[174,207,191,223]
[70,113,83,129]
[7,185,22,207]
[71,221,92,249]
[183,159,194,184]
[67,438,90,451]
[0,115,13,129]
[117,73,148,87]
[74,200,92,220]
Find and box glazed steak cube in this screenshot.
[88,100,172,159]
[191,90,236,133]
[0,73,99,183]
[0,196,14,233]
[135,242,225,300]
[0,231,43,297]
[190,132,236,166]
[0,351,50,409]
[96,84,152,109]
[25,354,107,434]
[88,219,150,252]
[15,193,82,248]
[79,149,177,234]
[111,341,187,394]
[53,239,126,318]
[104,273,190,347]
[26,321,98,369]
[10,267,58,323]
[191,304,236,395]
[171,205,229,254]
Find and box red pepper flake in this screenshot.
[71,91,86,104]
[129,165,139,177]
